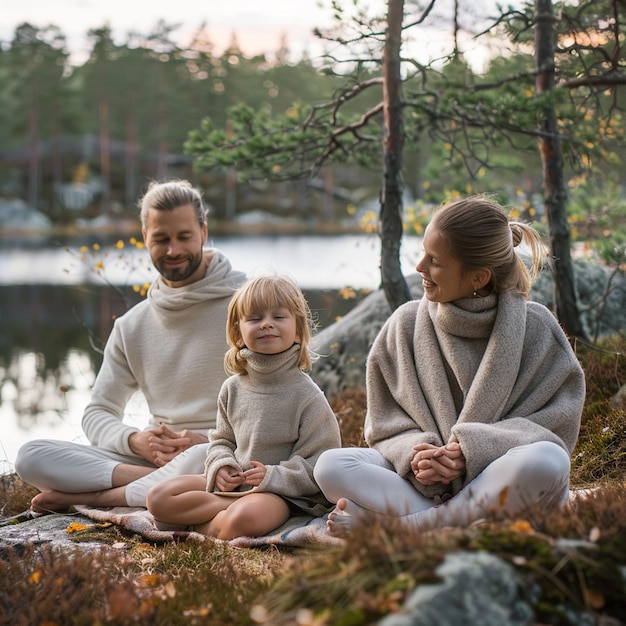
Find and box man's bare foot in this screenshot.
[31,485,129,512]
[30,490,76,513]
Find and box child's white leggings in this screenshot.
[314,441,570,530]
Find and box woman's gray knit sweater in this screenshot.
[364,292,585,501]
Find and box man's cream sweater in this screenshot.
[82,249,245,456]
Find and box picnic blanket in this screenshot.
[74,505,344,548]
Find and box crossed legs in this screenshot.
[146,475,291,540]
[314,442,571,535]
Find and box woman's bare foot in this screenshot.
[327,497,369,537]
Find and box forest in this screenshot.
[0,16,388,228]
[1,0,624,240]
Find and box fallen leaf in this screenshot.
[66,522,91,533]
[498,486,509,507]
[509,519,533,534]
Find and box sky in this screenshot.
[0,0,340,64]
[0,0,506,71]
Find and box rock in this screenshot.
[310,261,626,399]
[610,384,626,410]
[310,273,423,398]
[377,551,535,626]
[0,198,52,230]
[532,259,626,339]
[0,510,109,554]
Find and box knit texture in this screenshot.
[82,249,246,456]
[364,292,585,500]
[204,344,342,516]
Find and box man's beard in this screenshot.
[154,251,203,282]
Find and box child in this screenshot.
[146,274,341,540]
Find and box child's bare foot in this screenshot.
[191,520,211,535]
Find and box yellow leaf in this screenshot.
[509,519,533,534]
[94,522,113,529]
[164,581,176,598]
[29,570,41,584]
[583,588,605,610]
[138,573,160,588]
[498,486,509,507]
[66,521,91,533]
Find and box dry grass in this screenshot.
[1,336,625,625]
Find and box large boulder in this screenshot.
[311,260,626,399]
[310,273,423,398]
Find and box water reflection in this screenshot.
[0,283,366,468]
[0,283,142,467]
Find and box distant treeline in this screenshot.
[1,22,367,223]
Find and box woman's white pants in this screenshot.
[313,441,570,530]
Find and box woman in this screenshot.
[314,195,585,535]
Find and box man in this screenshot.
[15,179,246,511]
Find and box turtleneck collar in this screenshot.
[238,344,303,385]
[428,294,498,339]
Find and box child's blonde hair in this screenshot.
[224,274,317,375]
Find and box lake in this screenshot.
[0,233,422,471]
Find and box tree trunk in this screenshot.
[99,98,111,214]
[535,0,586,338]
[380,0,411,311]
[125,91,138,210]
[27,82,40,210]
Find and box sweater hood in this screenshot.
[147,248,246,312]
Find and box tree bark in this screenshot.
[380,0,411,311]
[534,0,586,338]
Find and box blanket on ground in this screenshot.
[74,505,343,548]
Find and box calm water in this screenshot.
[0,233,422,471]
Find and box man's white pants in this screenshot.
[15,440,209,507]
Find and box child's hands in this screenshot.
[215,466,244,492]
[240,461,267,487]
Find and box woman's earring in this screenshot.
[473,288,478,298]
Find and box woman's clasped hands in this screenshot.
[410,442,466,485]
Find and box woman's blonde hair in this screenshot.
[224,274,316,375]
[431,195,548,298]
